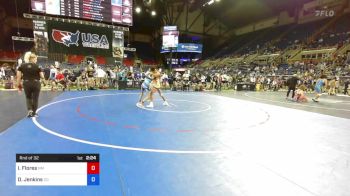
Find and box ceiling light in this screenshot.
[135,7,141,13]
[151,10,156,16]
[203,0,215,6]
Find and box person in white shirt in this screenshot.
[96,67,106,77]
[106,67,117,88]
[272,78,278,91]
[0,66,5,79]
[250,76,256,83]
[49,65,57,80]
[49,65,58,91]
[0,66,5,86]
[161,72,168,88]
[182,72,190,80]
[95,66,106,87]
[109,68,117,88]
[200,75,206,84]
[267,77,271,90]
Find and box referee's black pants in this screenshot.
[287,86,296,98]
[23,80,41,114]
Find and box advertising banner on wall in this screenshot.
[161,43,203,53]
[112,30,124,60]
[47,21,113,56]
[33,20,49,57]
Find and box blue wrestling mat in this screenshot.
[1,90,350,196]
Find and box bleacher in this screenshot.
[196,11,350,70]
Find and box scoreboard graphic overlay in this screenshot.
[16,154,100,186]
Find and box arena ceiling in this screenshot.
[0,0,314,32]
[188,0,313,28]
[133,0,314,32]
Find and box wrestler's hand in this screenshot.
[17,83,23,94]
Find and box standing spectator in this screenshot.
[266,77,271,90]
[182,71,190,91]
[328,77,336,95]
[78,70,88,91]
[95,66,106,87]
[200,74,206,88]
[0,66,5,85]
[216,74,222,91]
[272,77,278,91]
[43,65,50,81]
[126,71,134,88]
[205,74,212,90]
[49,65,57,91]
[161,72,169,88]
[87,64,95,90]
[168,73,174,90]
[335,78,340,94]
[106,68,112,87]
[109,68,117,88]
[344,79,349,95]
[49,65,57,80]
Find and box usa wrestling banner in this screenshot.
[47,21,113,56]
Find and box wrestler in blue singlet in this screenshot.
[314,79,325,94]
[141,72,152,92]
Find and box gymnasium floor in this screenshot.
[0,90,349,196]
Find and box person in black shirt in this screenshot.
[66,71,77,91]
[344,79,349,95]
[43,66,50,80]
[16,52,45,118]
[286,74,299,99]
[87,65,95,90]
[168,74,174,90]
[79,70,88,91]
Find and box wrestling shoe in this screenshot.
[146,102,154,108]
[136,102,144,107]
[163,101,169,106]
[312,98,319,102]
[27,110,34,118]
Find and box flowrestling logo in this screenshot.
[315,10,335,17]
[51,29,110,49]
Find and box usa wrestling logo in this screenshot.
[52,29,80,47]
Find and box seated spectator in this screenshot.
[66,71,77,91]
[78,70,88,91]
[55,69,67,91]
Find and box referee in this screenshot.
[16,52,45,118]
[286,74,299,100]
